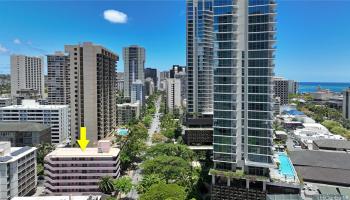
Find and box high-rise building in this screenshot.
[117,102,140,125]
[116,72,124,92]
[186,0,214,115]
[65,42,118,145]
[166,78,182,113]
[44,140,120,195]
[47,52,70,105]
[144,68,158,90]
[170,65,186,78]
[0,100,69,145]
[273,77,297,105]
[273,77,289,105]
[174,69,187,103]
[131,80,144,105]
[288,80,298,94]
[10,55,44,98]
[211,0,275,172]
[208,1,300,199]
[159,71,170,82]
[144,77,155,97]
[123,45,145,98]
[0,142,37,200]
[343,88,350,119]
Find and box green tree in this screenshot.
[98,176,115,194]
[145,143,195,161]
[143,115,153,128]
[140,183,186,200]
[161,128,176,139]
[322,120,342,129]
[120,122,148,169]
[105,197,116,200]
[113,176,133,195]
[37,163,44,176]
[152,133,168,143]
[136,174,166,194]
[36,143,55,165]
[141,156,191,183]
[129,122,148,141]
[120,139,146,168]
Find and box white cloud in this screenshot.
[103,9,128,24]
[13,38,21,44]
[0,44,8,53]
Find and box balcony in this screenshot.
[44,164,117,171]
[44,170,118,177]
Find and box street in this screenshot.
[146,97,161,146]
[125,96,161,199]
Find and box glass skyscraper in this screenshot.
[212,0,276,174]
[187,0,214,115]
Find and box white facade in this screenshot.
[116,72,124,92]
[288,80,298,94]
[0,98,11,108]
[166,78,181,113]
[10,55,44,98]
[0,142,37,200]
[144,77,155,97]
[44,141,120,195]
[0,100,69,145]
[131,80,144,105]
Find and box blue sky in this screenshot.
[0,0,349,82]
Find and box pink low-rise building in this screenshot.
[44,140,120,195]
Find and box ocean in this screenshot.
[298,82,350,93]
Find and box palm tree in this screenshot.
[98,176,115,194]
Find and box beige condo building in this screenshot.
[65,42,118,145]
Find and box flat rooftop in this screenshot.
[0,122,50,132]
[290,150,350,186]
[313,139,350,150]
[0,146,36,163]
[1,100,68,109]
[47,147,120,158]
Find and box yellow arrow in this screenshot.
[77,127,89,151]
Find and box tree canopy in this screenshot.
[113,176,133,195]
[140,183,186,200]
[136,174,166,194]
[98,176,115,194]
[141,155,191,183]
[145,143,195,161]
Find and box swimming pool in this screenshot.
[278,153,296,178]
[117,128,129,136]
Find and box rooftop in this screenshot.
[0,142,36,163]
[46,147,120,158]
[1,100,68,109]
[313,139,350,150]
[290,150,350,186]
[0,122,50,132]
[117,102,139,107]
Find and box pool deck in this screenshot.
[270,152,300,185]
